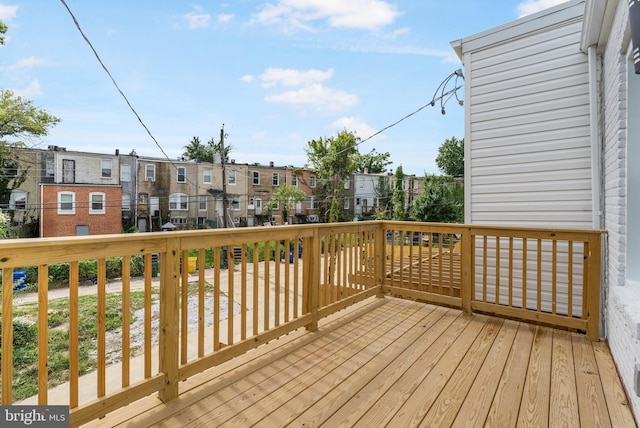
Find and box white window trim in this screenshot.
[145,164,156,181]
[101,159,113,179]
[310,175,316,188]
[272,172,280,186]
[228,170,237,185]
[177,166,187,183]
[169,193,188,211]
[122,193,131,211]
[9,189,27,210]
[198,195,208,211]
[252,171,260,185]
[203,168,212,184]
[89,192,106,214]
[120,164,131,182]
[58,191,75,214]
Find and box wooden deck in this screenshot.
[86,297,635,428]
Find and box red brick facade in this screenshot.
[40,184,122,237]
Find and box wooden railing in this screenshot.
[0,221,604,426]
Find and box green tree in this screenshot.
[354,148,392,173]
[266,183,306,224]
[392,165,406,220]
[183,136,232,163]
[0,208,10,238]
[0,20,7,45]
[305,130,359,223]
[1,89,61,146]
[410,174,463,223]
[435,136,464,177]
[0,89,60,216]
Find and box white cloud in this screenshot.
[252,131,267,140]
[218,13,234,23]
[516,0,570,18]
[331,117,382,141]
[6,56,47,72]
[240,74,255,83]
[265,83,357,113]
[254,0,402,32]
[13,80,41,98]
[260,67,333,88]
[183,6,211,29]
[0,3,18,21]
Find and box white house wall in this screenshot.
[460,0,593,228]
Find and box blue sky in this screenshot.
[1,0,569,176]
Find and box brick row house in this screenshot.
[6,146,425,237]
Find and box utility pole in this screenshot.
[220,124,228,229]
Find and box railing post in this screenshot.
[461,227,473,315]
[158,237,180,402]
[375,223,385,298]
[305,230,320,332]
[586,233,602,341]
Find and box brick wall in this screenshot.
[601,1,640,418]
[41,184,122,237]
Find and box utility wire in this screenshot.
[59,0,201,188]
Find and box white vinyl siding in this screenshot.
[461,5,592,229]
[459,1,590,319]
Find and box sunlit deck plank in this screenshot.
[451,319,520,427]
[92,297,635,428]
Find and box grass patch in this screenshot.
[0,290,151,402]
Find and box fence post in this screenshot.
[158,237,180,402]
[375,223,385,298]
[305,230,320,332]
[586,233,602,341]
[461,227,473,315]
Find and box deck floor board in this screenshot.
[90,297,635,428]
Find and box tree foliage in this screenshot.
[354,148,392,173]
[0,89,61,146]
[0,20,7,45]
[410,174,464,223]
[266,183,306,224]
[392,165,406,221]
[435,136,464,177]
[305,130,360,223]
[0,90,60,218]
[183,136,232,163]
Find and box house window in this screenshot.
[252,171,260,185]
[101,159,113,178]
[62,159,75,183]
[45,158,54,177]
[310,175,316,188]
[120,164,131,182]
[89,192,106,214]
[344,198,350,209]
[228,170,236,185]
[307,196,316,209]
[248,197,255,209]
[198,195,208,211]
[291,175,298,186]
[58,192,75,214]
[272,172,280,186]
[139,193,149,204]
[145,164,155,181]
[122,193,131,211]
[169,193,188,210]
[203,168,212,184]
[231,197,240,211]
[177,166,186,183]
[9,190,27,210]
[358,176,364,188]
[344,179,350,189]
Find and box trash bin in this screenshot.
[13,270,27,291]
[188,257,197,273]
